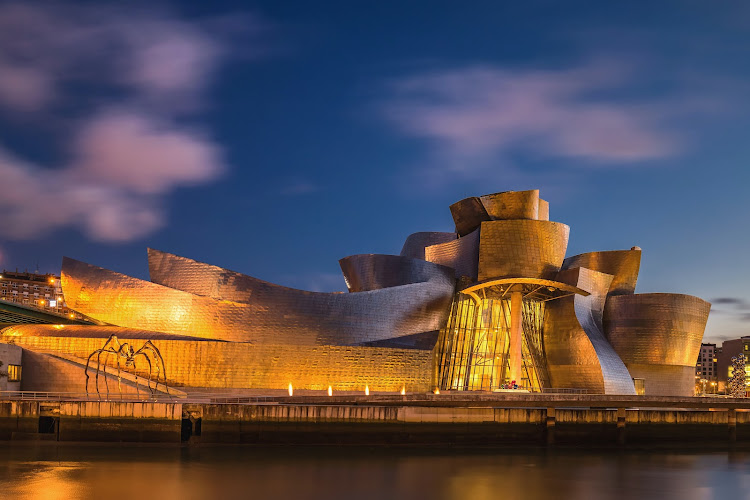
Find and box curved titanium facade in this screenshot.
[424,228,480,281]
[338,254,454,293]
[603,293,711,396]
[538,199,550,221]
[448,190,550,236]
[400,232,456,260]
[7,187,707,398]
[479,189,540,220]
[478,220,570,281]
[449,197,491,237]
[543,267,636,395]
[563,249,641,296]
[1,324,208,341]
[65,254,455,348]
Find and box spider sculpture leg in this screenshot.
[103,348,111,398]
[86,334,122,397]
[95,347,104,397]
[141,342,169,395]
[132,358,140,399]
[84,348,104,395]
[115,342,134,397]
[115,352,122,396]
[136,352,154,395]
[135,343,167,395]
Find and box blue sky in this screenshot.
[0,0,748,343]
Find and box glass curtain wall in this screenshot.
[436,294,550,391]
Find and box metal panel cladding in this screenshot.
[543,267,636,395]
[338,254,455,292]
[448,197,491,236]
[603,293,711,396]
[563,249,641,296]
[400,232,457,260]
[63,255,455,348]
[424,228,480,281]
[478,220,570,281]
[603,293,711,366]
[479,189,540,220]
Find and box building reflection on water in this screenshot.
[0,446,747,500]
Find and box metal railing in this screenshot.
[0,390,288,404]
[541,388,589,395]
[0,390,183,402]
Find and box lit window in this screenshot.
[7,365,21,382]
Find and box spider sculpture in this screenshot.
[84,334,169,398]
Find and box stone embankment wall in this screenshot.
[0,398,749,446]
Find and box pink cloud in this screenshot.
[0,2,250,113]
[72,110,224,195]
[381,63,681,166]
[0,147,163,241]
[0,2,265,242]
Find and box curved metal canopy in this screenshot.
[459,277,590,303]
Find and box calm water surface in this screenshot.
[0,445,748,500]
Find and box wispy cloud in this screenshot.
[279,178,321,196]
[711,297,749,309]
[0,2,268,242]
[709,297,750,326]
[377,59,718,186]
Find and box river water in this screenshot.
[0,445,748,500]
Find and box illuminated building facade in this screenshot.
[695,343,718,394]
[0,190,711,397]
[716,337,750,394]
[0,270,68,315]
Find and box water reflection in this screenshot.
[0,445,747,500]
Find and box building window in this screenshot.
[7,364,21,382]
[633,378,646,396]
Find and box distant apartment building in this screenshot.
[695,343,718,394]
[716,336,750,393]
[0,269,74,317]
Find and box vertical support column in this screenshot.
[509,289,523,385]
[546,407,556,446]
[616,407,626,446]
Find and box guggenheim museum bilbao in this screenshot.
[0,190,711,397]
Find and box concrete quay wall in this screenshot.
[1,398,749,446]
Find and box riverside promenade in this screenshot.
[1,392,749,447]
